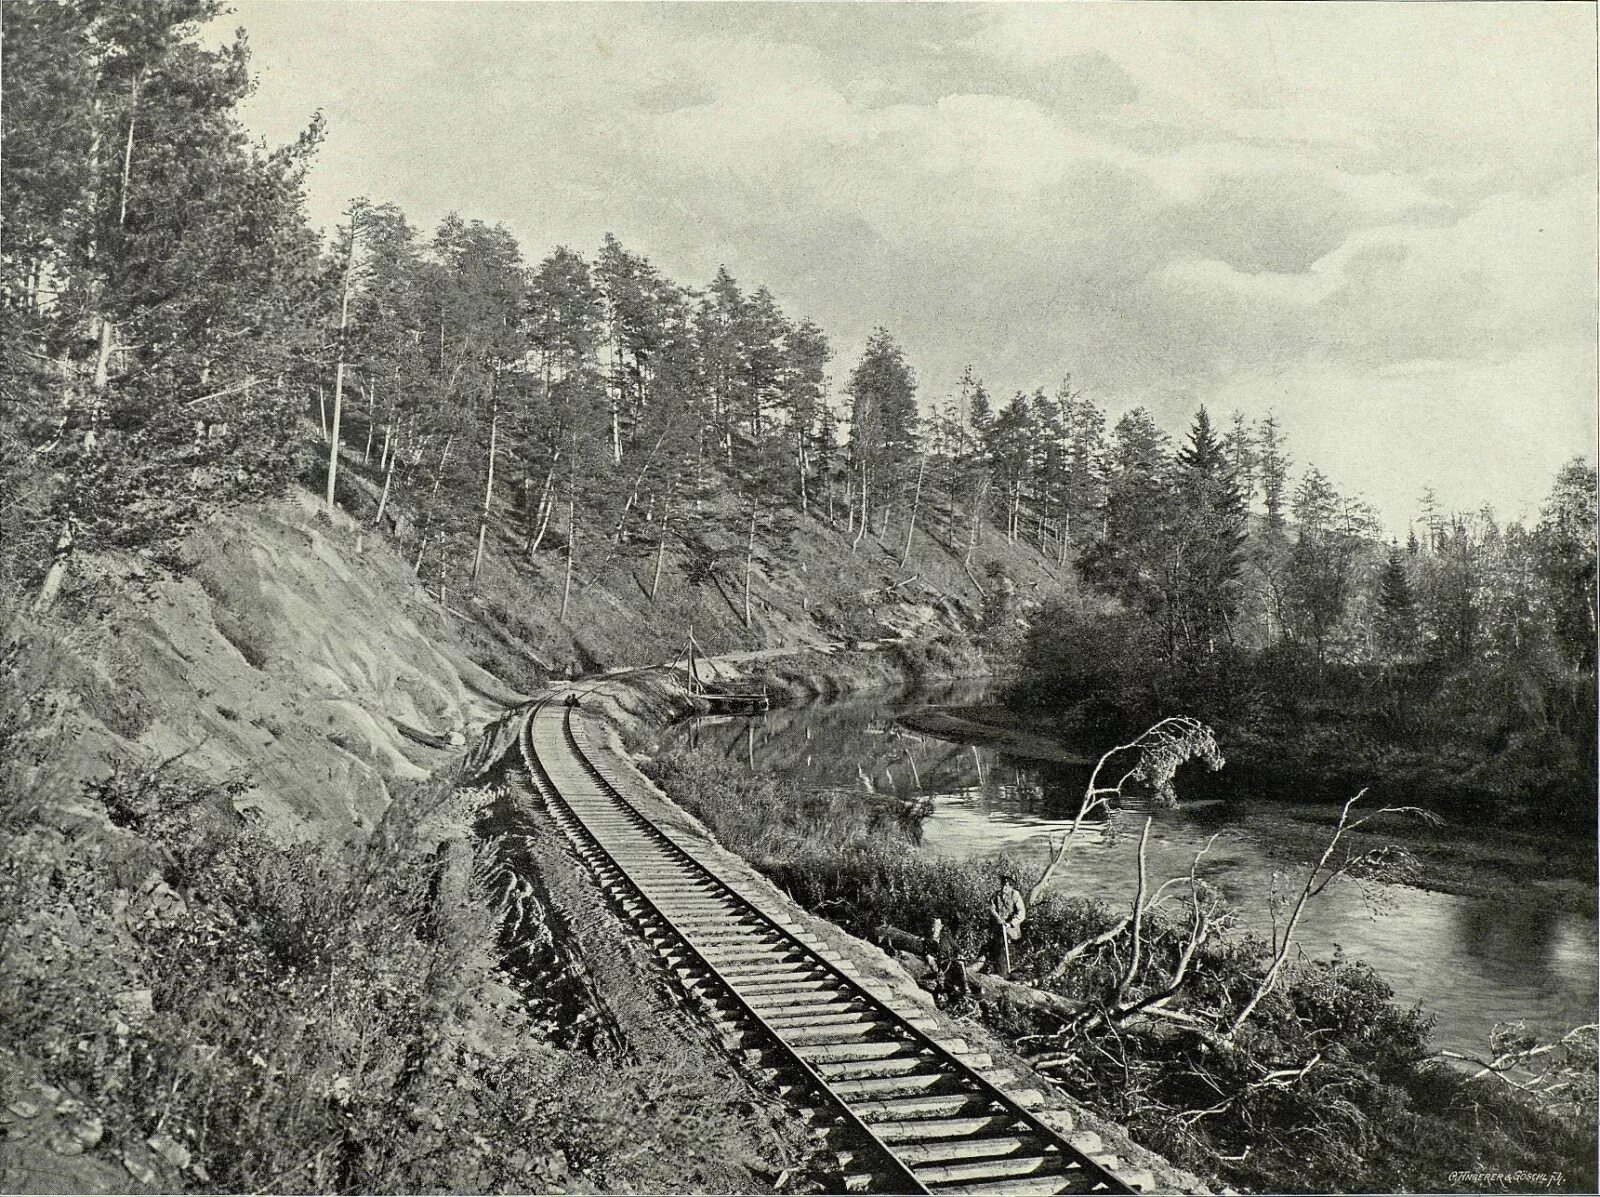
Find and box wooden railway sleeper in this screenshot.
[520,699,1136,1196]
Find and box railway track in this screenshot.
[516,696,1138,1196]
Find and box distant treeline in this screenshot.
[1009,421,1597,826]
[4,0,1594,696]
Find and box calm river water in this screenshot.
[659,683,1598,1059]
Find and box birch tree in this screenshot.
[1227,789,1438,1037]
[325,200,366,515]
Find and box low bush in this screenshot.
[644,741,1598,1194]
[1,639,790,1194]
[885,630,985,683]
[3,764,571,1191]
[648,745,930,863]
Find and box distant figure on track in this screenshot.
[988,873,1026,979]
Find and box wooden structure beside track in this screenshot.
[670,631,770,712]
[516,696,1139,1196]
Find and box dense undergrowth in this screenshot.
[0,622,790,1194]
[645,743,1599,1194]
[1009,601,1599,834]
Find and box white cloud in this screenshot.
[1206,341,1597,530]
[221,0,1596,524]
[1154,179,1594,374]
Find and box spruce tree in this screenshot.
[1081,409,1178,661]
[1375,545,1419,662]
[1256,412,1290,533]
[1175,406,1248,660]
[1535,459,1598,668]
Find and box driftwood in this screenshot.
[874,922,930,955]
[968,970,1081,1020]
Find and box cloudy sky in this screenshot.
[219,1,1596,530]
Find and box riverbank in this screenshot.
[0,485,1020,1195]
[588,635,992,752]
[909,701,1598,917]
[899,708,1089,764]
[566,657,1595,1194]
[634,730,1597,1195]
[555,657,1210,1194]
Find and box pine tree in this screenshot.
[986,392,1033,544]
[341,203,433,534]
[634,297,710,601]
[7,0,323,607]
[965,368,994,449]
[954,367,994,552]
[738,286,788,450]
[812,392,842,526]
[776,318,830,514]
[596,233,672,458]
[1063,389,1107,554]
[695,266,746,469]
[522,246,603,562]
[1375,545,1419,662]
[845,327,917,546]
[1174,406,1248,658]
[1034,382,1076,557]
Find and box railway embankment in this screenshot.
[536,644,1598,1196]
[0,489,1018,1194]
[529,666,1209,1195]
[1,480,1160,1193]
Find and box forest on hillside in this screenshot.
[3,6,1597,1195]
[4,2,1594,689]
[5,3,1595,836]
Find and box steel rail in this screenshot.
[518,698,927,1194]
[518,696,1135,1195]
[557,705,1130,1193]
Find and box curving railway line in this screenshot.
[516,696,1139,1196]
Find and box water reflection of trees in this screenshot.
[668,702,1596,1055]
[1453,897,1572,983]
[671,700,991,796]
[667,702,1118,835]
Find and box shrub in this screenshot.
[642,733,1597,1194]
[647,745,928,865]
[1,714,795,1193]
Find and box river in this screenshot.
[658,683,1598,1060]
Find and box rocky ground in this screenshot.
[6,484,1197,1193]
